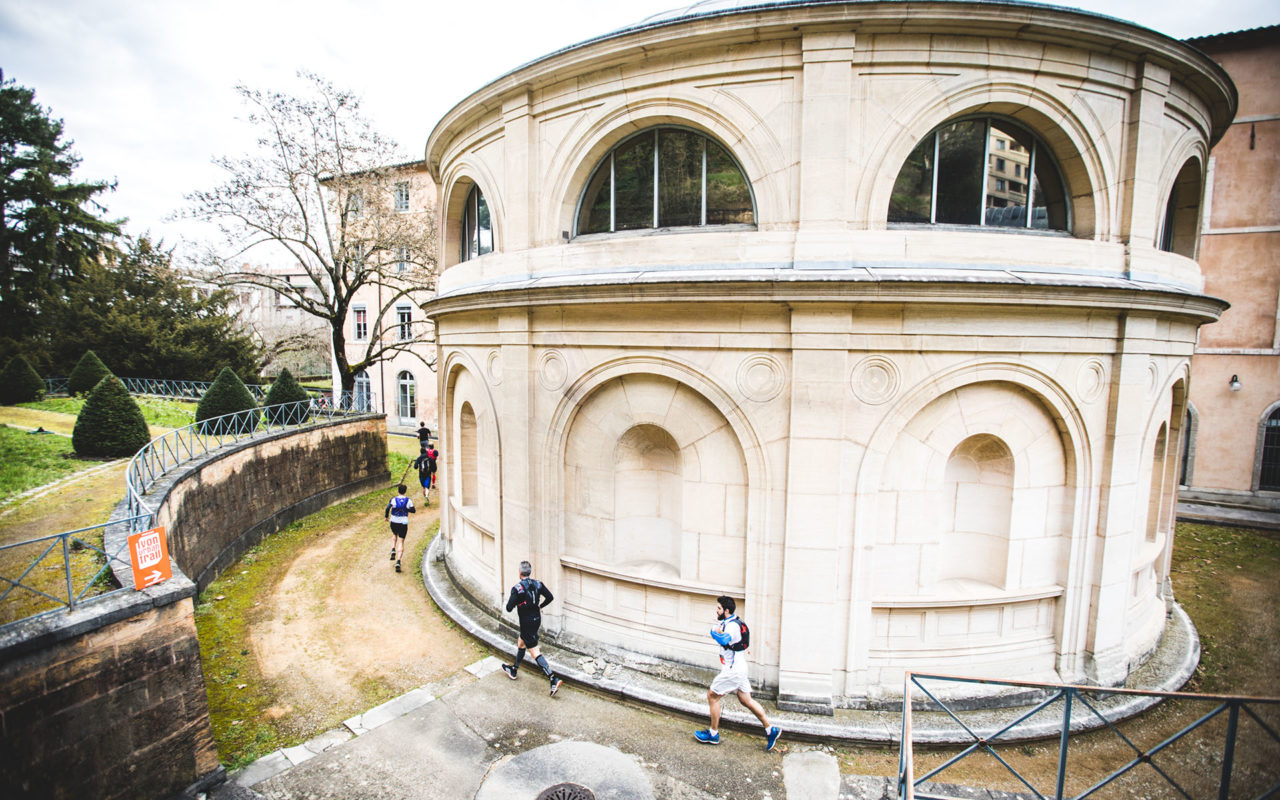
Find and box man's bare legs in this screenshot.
[706,688,772,733]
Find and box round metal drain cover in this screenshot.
[536,783,596,800]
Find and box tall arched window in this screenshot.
[353,370,371,413]
[397,371,416,422]
[576,127,754,235]
[1261,406,1280,492]
[1158,160,1202,258]
[889,117,1069,231]
[1145,424,1168,542]
[460,184,492,262]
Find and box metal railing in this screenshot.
[899,672,1280,800]
[125,394,378,532]
[45,376,291,401]
[0,515,148,623]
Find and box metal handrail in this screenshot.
[125,393,379,532]
[0,515,149,623]
[898,672,1280,800]
[44,376,307,401]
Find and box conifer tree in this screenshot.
[0,355,45,404]
[196,367,259,434]
[263,368,311,425]
[66,350,113,395]
[72,376,150,457]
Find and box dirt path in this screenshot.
[242,492,482,738]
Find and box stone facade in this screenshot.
[422,1,1236,711]
[1181,26,1280,511]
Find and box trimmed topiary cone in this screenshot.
[66,350,113,396]
[196,367,259,435]
[263,368,312,425]
[72,376,151,458]
[0,355,46,405]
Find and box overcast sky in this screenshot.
[1,0,1275,254]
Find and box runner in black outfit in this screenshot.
[502,560,563,696]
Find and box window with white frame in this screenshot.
[395,181,410,212]
[353,306,368,340]
[397,304,412,341]
[397,371,416,421]
[396,245,409,273]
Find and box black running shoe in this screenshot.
[550,677,563,696]
[502,664,518,680]
[395,561,402,572]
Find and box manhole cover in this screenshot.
[536,783,596,800]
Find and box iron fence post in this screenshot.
[1056,688,1073,800]
[1218,701,1239,800]
[62,534,74,611]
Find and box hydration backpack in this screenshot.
[728,617,750,652]
[392,496,410,514]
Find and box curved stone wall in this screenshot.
[424,1,1234,713]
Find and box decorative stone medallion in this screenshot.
[1077,358,1107,404]
[851,355,900,405]
[486,349,502,385]
[736,354,785,402]
[539,350,568,392]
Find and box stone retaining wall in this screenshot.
[0,417,389,799]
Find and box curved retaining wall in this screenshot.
[0,417,389,800]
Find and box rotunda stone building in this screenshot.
[423,0,1235,712]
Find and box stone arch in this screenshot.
[545,94,787,240]
[1180,399,1200,487]
[439,162,503,271]
[851,360,1094,683]
[442,351,504,587]
[1254,399,1280,493]
[1155,151,1206,259]
[859,79,1109,239]
[544,354,771,667]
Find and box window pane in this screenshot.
[462,188,478,261]
[613,134,655,231]
[706,141,754,225]
[935,120,985,225]
[984,123,1033,227]
[476,190,492,255]
[888,135,935,223]
[578,158,613,233]
[1031,152,1069,231]
[658,129,702,228]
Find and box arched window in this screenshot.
[460,403,478,505]
[1158,160,1202,257]
[1261,406,1280,492]
[576,127,754,235]
[351,370,372,413]
[396,371,416,422]
[889,117,1069,231]
[1145,424,1168,542]
[460,184,492,262]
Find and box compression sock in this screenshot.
[511,647,525,673]
[535,654,554,679]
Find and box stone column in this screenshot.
[496,310,534,602]
[776,306,848,714]
[1087,314,1153,684]
[1119,60,1171,277]
[501,89,534,253]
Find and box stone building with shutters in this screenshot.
[420,0,1236,712]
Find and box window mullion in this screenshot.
[653,130,660,228]
[930,133,940,224]
[979,121,992,226]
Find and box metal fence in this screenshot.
[124,395,377,532]
[0,515,148,624]
[45,376,291,401]
[899,672,1280,800]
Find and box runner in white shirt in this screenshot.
[694,595,782,751]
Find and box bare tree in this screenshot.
[183,71,437,399]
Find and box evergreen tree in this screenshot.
[262,367,311,425]
[196,367,259,434]
[66,349,112,395]
[0,354,44,404]
[72,376,150,458]
[48,236,262,381]
[1,72,121,354]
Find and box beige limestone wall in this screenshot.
[422,2,1235,708]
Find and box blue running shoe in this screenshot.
[765,726,782,752]
[694,729,720,745]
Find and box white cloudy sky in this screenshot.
[1,0,1275,254]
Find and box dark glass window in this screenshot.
[460,184,493,262]
[888,117,1069,232]
[576,127,754,235]
[1262,408,1280,491]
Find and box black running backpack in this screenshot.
[728,617,750,651]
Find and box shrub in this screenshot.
[66,350,113,396]
[263,368,312,425]
[72,376,151,458]
[0,355,45,404]
[196,367,259,435]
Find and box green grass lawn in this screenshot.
[20,397,196,429]
[0,424,104,502]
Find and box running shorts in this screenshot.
[390,521,408,538]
